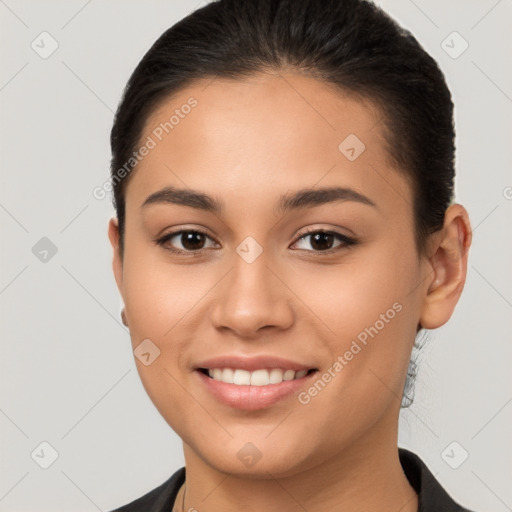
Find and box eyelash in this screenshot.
[155,227,357,256]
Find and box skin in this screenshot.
[108,70,472,512]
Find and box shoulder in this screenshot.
[109,467,186,512]
[398,447,477,512]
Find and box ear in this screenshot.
[419,204,472,329]
[108,217,124,302]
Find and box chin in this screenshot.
[193,438,316,479]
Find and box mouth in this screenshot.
[197,367,318,386]
[195,366,319,410]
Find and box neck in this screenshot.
[178,410,417,512]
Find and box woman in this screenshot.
[108,0,475,510]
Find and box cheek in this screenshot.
[119,247,199,427]
[293,239,420,389]
[290,264,419,440]
[121,238,192,338]
[119,243,223,401]
[301,240,418,334]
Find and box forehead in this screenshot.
[126,71,411,216]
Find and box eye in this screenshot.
[155,227,357,256]
[155,229,218,255]
[291,228,356,253]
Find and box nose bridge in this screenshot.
[210,239,294,336]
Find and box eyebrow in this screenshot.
[141,185,377,214]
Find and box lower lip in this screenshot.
[196,370,317,410]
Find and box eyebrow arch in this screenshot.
[141,185,377,214]
[142,186,222,213]
[276,186,377,213]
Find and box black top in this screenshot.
[110,448,476,512]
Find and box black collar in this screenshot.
[398,448,474,512]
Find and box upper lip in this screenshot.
[195,355,317,372]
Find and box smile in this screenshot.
[196,367,319,410]
[199,367,316,386]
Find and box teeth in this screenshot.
[204,368,311,385]
[234,369,251,385]
[283,369,297,381]
[251,369,271,386]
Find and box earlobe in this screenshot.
[419,204,472,329]
[108,217,124,300]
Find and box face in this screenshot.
[110,71,437,477]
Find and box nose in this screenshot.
[210,251,295,339]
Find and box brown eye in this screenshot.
[156,229,218,254]
[309,232,336,251]
[293,230,356,253]
[178,231,207,251]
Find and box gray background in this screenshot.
[1,0,511,510]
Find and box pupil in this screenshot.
[182,232,205,250]
[311,232,333,251]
